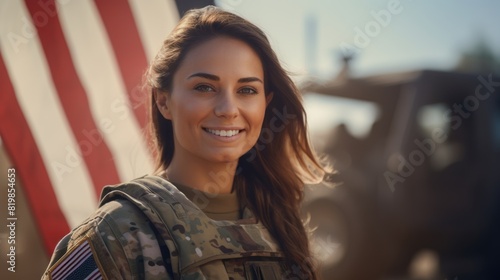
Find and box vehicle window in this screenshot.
[416,103,461,171]
[304,93,380,139]
[417,103,450,141]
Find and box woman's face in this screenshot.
[157,36,269,165]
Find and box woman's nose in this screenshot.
[214,91,239,119]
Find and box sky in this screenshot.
[224,0,500,78]
[217,0,500,136]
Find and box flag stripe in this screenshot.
[94,0,150,131]
[65,253,99,279]
[0,53,70,255]
[51,240,102,280]
[24,0,121,197]
[85,268,102,280]
[53,244,92,278]
[0,0,96,229]
[56,0,154,181]
[127,0,180,61]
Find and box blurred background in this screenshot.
[1,0,499,279]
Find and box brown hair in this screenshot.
[146,6,328,279]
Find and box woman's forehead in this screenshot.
[174,36,264,81]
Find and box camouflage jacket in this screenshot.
[42,176,287,279]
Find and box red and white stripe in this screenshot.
[0,0,192,256]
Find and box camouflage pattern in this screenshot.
[42,176,286,279]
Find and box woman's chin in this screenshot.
[202,148,248,164]
[205,153,242,164]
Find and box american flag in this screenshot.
[0,0,214,258]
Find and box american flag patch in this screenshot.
[50,240,103,280]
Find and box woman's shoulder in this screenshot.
[96,198,156,237]
[51,198,140,247]
[67,197,159,250]
[43,198,169,279]
[57,199,140,243]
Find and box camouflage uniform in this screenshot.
[42,176,286,279]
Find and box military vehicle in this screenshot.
[302,70,500,279]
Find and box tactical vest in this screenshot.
[100,176,287,279]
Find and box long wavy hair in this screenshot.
[146,6,328,279]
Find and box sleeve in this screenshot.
[41,199,174,280]
[41,216,123,280]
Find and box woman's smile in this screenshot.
[203,127,244,138]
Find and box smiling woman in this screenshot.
[155,36,270,171]
[42,6,329,280]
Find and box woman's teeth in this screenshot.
[206,129,240,137]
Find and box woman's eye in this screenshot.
[194,84,215,92]
[238,87,257,95]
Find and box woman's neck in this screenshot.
[163,157,238,194]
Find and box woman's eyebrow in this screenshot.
[187,72,262,84]
[238,77,263,84]
[188,72,219,81]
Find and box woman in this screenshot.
[42,6,328,280]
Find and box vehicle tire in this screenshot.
[302,186,383,280]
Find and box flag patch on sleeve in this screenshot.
[50,239,103,280]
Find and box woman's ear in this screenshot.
[154,89,172,120]
[266,92,274,106]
